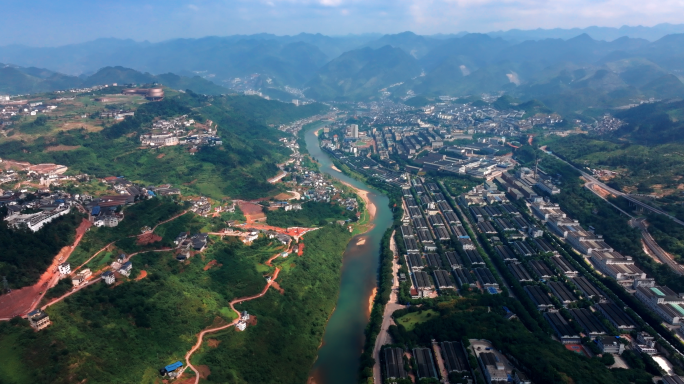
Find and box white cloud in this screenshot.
[5,0,684,46]
[178,0,684,37]
[393,0,684,32]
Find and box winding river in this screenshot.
[304,124,394,384]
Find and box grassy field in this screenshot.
[0,332,32,384]
[5,93,147,140]
[395,309,439,331]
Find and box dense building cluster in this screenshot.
[139,115,222,149]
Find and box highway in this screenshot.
[542,151,684,358]
[632,218,684,276]
[547,151,684,227]
[545,151,684,275]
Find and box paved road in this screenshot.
[372,231,406,384]
[632,218,684,275]
[548,152,684,226]
[547,153,684,276]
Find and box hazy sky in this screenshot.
[2,0,684,46]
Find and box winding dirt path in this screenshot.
[127,210,190,238]
[149,210,189,233]
[37,248,173,311]
[73,241,117,273]
[184,267,281,384]
[0,218,91,319]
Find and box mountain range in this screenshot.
[4,27,684,111]
[0,65,230,95]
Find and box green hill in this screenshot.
[615,99,684,144]
[83,66,232,95]
[0,91,327,199]
[491,94,520,110]
[261,87,298,102]
[304,45,421,100]
[0,65,231,96]
[0,65,81,94]
[640,74,684,98]
[403,95,432,108]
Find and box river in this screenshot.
[304,124,394,384]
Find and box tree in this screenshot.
[600,354,615,366]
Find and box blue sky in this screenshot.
[1,0,683,46]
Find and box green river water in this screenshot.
[304,124,393,384]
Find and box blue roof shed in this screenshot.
[164,361,183,372]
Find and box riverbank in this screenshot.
[304,122,394,384]
[340,180,376,222]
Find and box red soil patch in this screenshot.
[207,316,229,329]
[247,315,258,326]
[297,242,305,256]
[156,153,166,159]
[270,282,285,295]
[238,201,267,223]
[207,339,221,348]
[196,365,211,380]
[0,218,91,319]
[135,270,148,281]
[243,222,315,239]
[274,192,294,200]
[203,260,218,271]
[137,232,162,245]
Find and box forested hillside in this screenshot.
[615,99,684,144]
[0,92,327,199]
[6,32,684,106]
[0,65,231,95]
[0,210,83,288]
[0,224,352,384]
[304,45,421,100]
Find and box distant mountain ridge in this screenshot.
[4,28,684,107]
[0,64,230,95]
[304,45,421,100]
[485,23,684,42]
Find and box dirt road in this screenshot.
[149,210,189,233]
[73,241,117,273]
[0,218,91,319]
[184,267,281,384]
